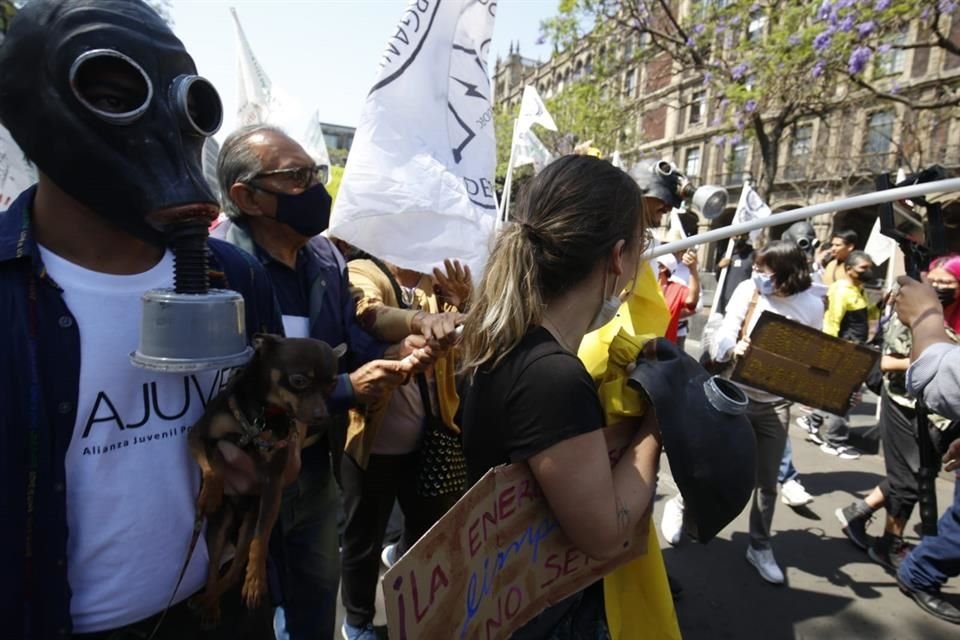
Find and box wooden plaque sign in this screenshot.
[731,311,880,414]
[383,422,648,640]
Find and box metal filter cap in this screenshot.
[130,288,253,372]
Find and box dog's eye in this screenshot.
[289,374,311,390]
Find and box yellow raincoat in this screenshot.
[578,261,682,640]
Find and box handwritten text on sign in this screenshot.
[383,422,648,640]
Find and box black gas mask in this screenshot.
[0,0,256,373]
[781,221,819,257]
[0,0,223,246]
[630,159,727,220]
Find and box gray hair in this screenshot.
[217,123,287,219]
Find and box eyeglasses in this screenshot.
[251,164,327,190]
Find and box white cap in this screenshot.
[656,253,678,274]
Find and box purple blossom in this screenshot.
[940,1,958,15]
[735,117,746,131]
[812,60,827,78]
[921,7,932,19]
[878,43,892,53]
[730,15,742,26]
[848,46,872,74]
[731,62,749,80]
[687,36,697,46]
[857,21,875,39]
[703,71,713,85]
[839,16,855,32]
[874,0,891,10]
[890,80,901,94]
[730,134,743,146]
[817,0,833,21]
[744,99,758,113]
[693,23,706,35]
[813,31,833,53]
[788,34,802,46]
[712,135,727,147]
[751,3,761,12]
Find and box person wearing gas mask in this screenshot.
[781,221,828,298]
[708,241,825,584]
[799,251,880,460]
[0,1,286,638]
[214,124,443,640]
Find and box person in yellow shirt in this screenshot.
[799,251,880,459]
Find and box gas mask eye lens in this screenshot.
[70,50,153,124]
[172,75,223,137]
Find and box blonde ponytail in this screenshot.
[460,223,543,374]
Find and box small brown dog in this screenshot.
[187,333,344,620]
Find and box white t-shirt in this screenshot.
[711,279,825,402]
[40,246,228,633]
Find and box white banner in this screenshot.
[516,84,557,134]
[513,128,552,173]
[0,124,36,209]
[330,0,498,277]
[735,182,771,241]
[232,7,272,127]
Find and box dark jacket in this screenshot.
[0,187,283,639]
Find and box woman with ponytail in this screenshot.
[459,155,662,639]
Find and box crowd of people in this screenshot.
[1,2,958,640]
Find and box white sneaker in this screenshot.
[780,479,814,507]
[819,443,861,460]
[746,546,785,585]
[381,542,399,569]
[660,495,685,546]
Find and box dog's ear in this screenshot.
[332,343,348,360]
[253,333,282,352]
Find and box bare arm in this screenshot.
[881,354,910,373]
[527,412,661,562]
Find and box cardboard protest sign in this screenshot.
[731,311,880,414]
[383,422,649,640]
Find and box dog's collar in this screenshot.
[228,396,292,450]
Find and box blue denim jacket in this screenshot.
[212,219,390,412]
[0,187,283,639]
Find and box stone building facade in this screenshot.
[493,7,960,268]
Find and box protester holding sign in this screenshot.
[460,155,662,638]
[709,241,825,585]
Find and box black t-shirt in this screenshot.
[462,327,605,485]
[460,327,605,639]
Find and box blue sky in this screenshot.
[170,0,557,141]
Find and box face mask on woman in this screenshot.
[936,286,957,308]
[752,271,776,296]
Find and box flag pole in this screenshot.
[498,118,519,228]
[646,178,960,260]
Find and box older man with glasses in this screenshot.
[213,124,437,640]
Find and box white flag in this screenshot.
[232,7,272,126]
[611,150,625,170]
[513,128,553,173]
[0,124,37,209]
[330,0,497,276]
[516,85,557,134]
[864,167,906,266]
[735,182,771,241]
[303,112,332,185]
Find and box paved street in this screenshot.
[658,391,958,640]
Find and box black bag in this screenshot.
[415,375,467,497]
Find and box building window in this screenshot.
[864,110,895,156]
[747,12,767,42]
[785,124,812,179]
[689,90,706,125]
[623,68,636,99]
[684,146,702,179]
[729,142,749,184]
[876,32,907,76]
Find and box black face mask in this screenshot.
[0,0,223,246]
[937,287,957,308]
[256,183,332,238]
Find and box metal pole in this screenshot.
[645,178,960,260]
[497,119,520,227]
